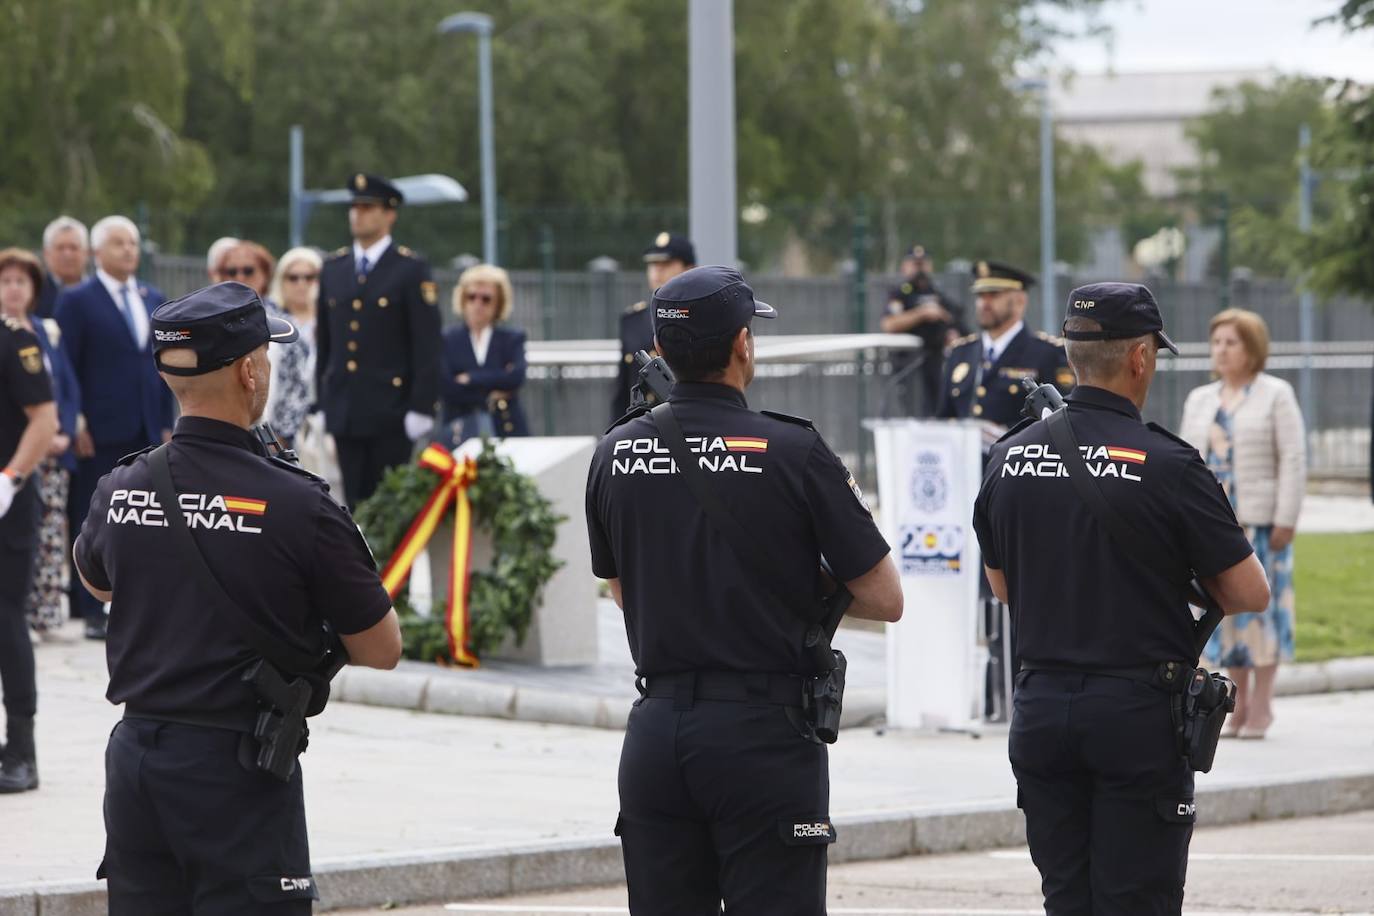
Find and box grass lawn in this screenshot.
[1294,531,1374,662]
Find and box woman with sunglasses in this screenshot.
[439,264,528,446]
[217,240,275,301]
[264,247,324,449]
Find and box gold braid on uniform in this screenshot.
[353,442,565,662]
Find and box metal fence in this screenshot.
[147,255,1373,486]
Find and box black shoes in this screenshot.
[84,617,108,640]
[0,717,38,794]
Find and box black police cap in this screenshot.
[905,244,930,261]
[971,260,1036,293]
[643,231,696,266]
[1062,282,1179,354]
[651,266,775,341]
[151,282,299,376]
[349,172,404,208]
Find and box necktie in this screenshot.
[117,286,141,346]
[357,254,370,278]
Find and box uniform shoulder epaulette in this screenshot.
[994,417,1036,444]
[1145,421,1194,451]
[761,409,815,430]
[950,333,977,347]
[604,404,650,435]
[117,444,159,467]
[624,300,648,315]
[328,246,349,259]
[397,245,413,257]
[1034,330,1065,346]
[267,455,328,485]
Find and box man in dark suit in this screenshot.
[937,260,1074,446]
[316,173,441,509]
[610,232,696,424]
[36,216,89,319]
[54,215,171,639]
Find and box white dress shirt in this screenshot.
[981,319,1024,364]
[470,325,492,366]
[352,235,392,273]
[97,267,149,350]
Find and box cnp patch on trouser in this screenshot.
[617,696,833,915]
[1010,671,1194,916]
[101,719,317,915]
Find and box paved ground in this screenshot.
[4,637,1373,891]
[340,810,1374,914]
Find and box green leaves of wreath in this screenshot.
[354,441,564,664]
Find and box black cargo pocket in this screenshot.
[1155,796,1197,824]
[613,814,624,837]
[247,874,320,902]
[778,817,837,846]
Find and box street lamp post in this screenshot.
[439,11,498,265]
[1016,78,1056,333]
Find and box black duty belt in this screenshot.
[123,707,256,733]
[1018,661,1191,694]
[639,671,807,709]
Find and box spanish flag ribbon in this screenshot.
[379,444,481,667]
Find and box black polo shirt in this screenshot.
[1,318,53,462]
[74,416,392,721]
[586,382,891,677]
[972,385,1253,668]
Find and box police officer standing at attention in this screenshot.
[610,231,696,423]
[879,244,962,417]
[0,314,59,793]
[937,261,1073,447]
[317,173,441,508]
[73,283,402,912]
[973,283,1272,914]
[586,266,903,914]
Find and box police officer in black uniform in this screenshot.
[317,173,442,508]
[0,315,58,793]
[972,282,1272,914]
[937,260,1074,445]
[880,244,962,417]
[586,266,904,915]
[73,282,402,913]
[609,232,696,423]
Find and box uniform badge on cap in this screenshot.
[655,231,670,248]
[977,261,990,278]
[354,173,367,190]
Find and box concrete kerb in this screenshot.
[9,770,1372,914]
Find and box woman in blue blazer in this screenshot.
[0,249,80,634]
[438,264,529,447]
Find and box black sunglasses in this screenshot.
[223,265,258,278]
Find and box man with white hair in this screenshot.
[36,216,90,318]
[54,216,171,640]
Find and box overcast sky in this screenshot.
[1052,0,1374,82]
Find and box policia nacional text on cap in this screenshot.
[586,266,903,914]
[72,282,403,914]
[972,281,1271,914]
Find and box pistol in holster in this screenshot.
[240,624,350,782]
[798,566,855,745]
[1169,664,1237,774]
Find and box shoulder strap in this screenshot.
[1044,409,1223,658]
[147,445,321,673]
[649,403,837,654]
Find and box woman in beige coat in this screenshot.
[1180,309,1305,739]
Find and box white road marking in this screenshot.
[988,850,1374,863]
[442,907,1374,916]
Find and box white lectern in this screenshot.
[871,419,989,730]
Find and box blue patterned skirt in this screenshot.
[1203,525,1295,668]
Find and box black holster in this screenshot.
[803,649,847,745]
[242,659,317,782]
[1171,666,1236,774]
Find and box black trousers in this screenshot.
[0,484,40,719]
[334,433,412,509]
[617,695,834,915]
[102,719,317,914]
[70,438,148,622]
[1009,671,1196,916]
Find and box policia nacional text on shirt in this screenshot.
[586,266,903,915]
[973,282,1271,914]
[72,282,402,914]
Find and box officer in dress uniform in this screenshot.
[586,266,904,914]
[609,232,696,423]
[316,173,442,509]
[937,260,1074,443]
[72,282,402,913]
[972,282,1271,914]
[0,315,58,793]
[879,244,962,417]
